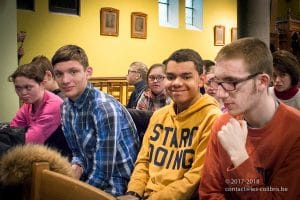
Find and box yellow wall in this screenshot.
[17,0,236,77]
[0,0,19,122]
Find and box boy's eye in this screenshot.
[183,75,191,80]
[166,75,175,80]
[71,70,78,75]
[54,72,63,77]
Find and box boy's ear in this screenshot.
[257,73,271,90]
[41,70,52,86]
[44,70,53,81]
[199,74,206,87]
[86,66,93,79]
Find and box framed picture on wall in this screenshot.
[231,27,237,42]
[214,25,225,46]
[131,12,147,39]
[100,7,119,36]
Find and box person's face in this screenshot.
[53,60,92,101]
[14,76,44,105]
[126,66,140,85]
[148,67,167,95]
[273,70,292,92]
[165,61,201,111]
[204,73,217,97]
[213,58,261,116]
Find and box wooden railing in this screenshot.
[90,77,134,105]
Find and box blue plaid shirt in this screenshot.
[61,83,140,196]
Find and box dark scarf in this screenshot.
[275,85,299,100]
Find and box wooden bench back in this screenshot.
[30,162,116,200]
[90,77,134,105]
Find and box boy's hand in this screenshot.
[218,118,249,167]
[71,164,83,179]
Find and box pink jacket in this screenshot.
[10,91,63,144]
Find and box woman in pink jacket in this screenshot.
[9,63,63,144]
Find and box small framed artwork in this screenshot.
[131,12,147,39]
[231,27,237,42]
[100,7,119,36]
[214,25,225,46]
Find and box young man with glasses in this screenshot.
[199,37,300,199]
[118,49,222,200]
[136,63,171,111]
[126,61,148,109]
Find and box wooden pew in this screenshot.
[90,77,134,106]
[30,162,116,200]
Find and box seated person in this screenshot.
[202,60,227,112]
[52,44,140,196]
[202,60,216,96]
[200,59,215,94]
[199,37,300,199]
[118,48,221,200]
[126,62,148,109]
[269,50,300,110]
[136,63,171,111]
[8,63,70,157]
[31,55,65,99]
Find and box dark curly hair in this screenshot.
[164,49,203,74]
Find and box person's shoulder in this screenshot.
[92,90,127,112]
[277,104,300,140]
[294,89,300,98]
[89,87,112,103]
[96,92,122,107]
[197,94,223,114]
[280,103,300,118]
[211,113,232,131]
[44,91,63,104]
[200,94,219,106]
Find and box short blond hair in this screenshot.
[130,61,148,81]
[215,37,273,77]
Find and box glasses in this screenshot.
[210,72,261,91]
[148,75,165,82]
[128,70,138,74]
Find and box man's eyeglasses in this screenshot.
[209,72,261,91]
[128,70,138,74]
[148,75,165,82]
